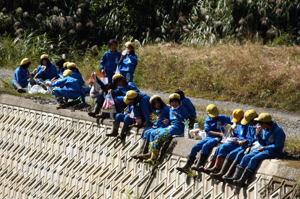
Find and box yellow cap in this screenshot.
[231,109,244,123]
[20,58,30,65]
[63,69,73,77]
[169,93,180,101]
[254,113,272,123]
[40,54,49,60]
[63,61,69,67]
[123,90,138,104]
[206,104,219,118]
[67,62,76,68]
[112,74,124,80]
[150,95,161,104]
[241,110,258,125]
[125,41,135,50]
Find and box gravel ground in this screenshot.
[1,69,299,138]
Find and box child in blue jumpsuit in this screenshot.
[106,90,152,139]
[230,113,286,187]
[221,110,259,182]
[144,93,188,165]
[33,54,57,83]
[12,58,32,93]
[46,69,85,107]
[118,42,138,82]
[65,62,85,87]
[131,95,170,159]
[51,58,66,81]
[100,39,121,84]
[174,89,197,128]
[176,104,231,174]
[206,109,247,175]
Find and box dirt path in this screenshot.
[1,69,299,138]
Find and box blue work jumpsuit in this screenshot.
[142,105,170,141]
[115,93,152,127]
[212,124,249,158]
[118,54,138,82]
[189,115,232,157]
[239,122,285,170]
[152,105,189,149]
[50,76,85,103]
[12,66,30,88]
[181,97,196,126]
[100,50,121,83]
[36,63,57,82]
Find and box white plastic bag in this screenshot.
[90,73,102,98]
[29,85,47,94]
[101,94,116,113]
[115,66,120,75]
[100,77,108,85]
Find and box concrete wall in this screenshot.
[0,94,299,199]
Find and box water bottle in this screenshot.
[126,73,130,82]
[122,50,127,56]
[184,125,189,138]
[27,82,31,92]
[193,123,199,129]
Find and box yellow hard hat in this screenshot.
[241,110,258,125]
[231,109,244,123]
[169,93,181,101]
[63,61,69,67]
[63,69,73,77]
[150,95,161,104]
[206,104,219,118]
[125,41,135,50]
[254,113,272,123]
[123,90,138,104]
[40,54,49,60]
[67,62,76,68]
[20,58,30,65]
[112,74,124,80]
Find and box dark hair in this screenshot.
[69,67,80,73]
[20,62,31,70]
[113,77,124,86]
[40,58,51,67]
[129,50,135,55]
[151,97,166,111]
[259,121,273,126]
[169,98,180,104]
[174,89,185,100]
[56,58,65,68]
[108,39,118,47]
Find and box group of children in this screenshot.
[12,40,286,188]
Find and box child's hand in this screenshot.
[166,104,170,108]
[108,89,112,94]
[33,69,37,74]
[256,126,262,135]
[101,70,104,73]
[162,118,169,124]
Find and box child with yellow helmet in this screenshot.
[118,41,138,82]
[12,58,32,93]
[143,93,189,165]
[32,54,57,82]
[131,95,170,159]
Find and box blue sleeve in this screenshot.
[245,126,256,146]
[204,117,212,134]
[127,54,138,66]
[175,106,189,123]
[100,52,107,70]
[50,77,67,87]
[128,82,140,92]
[36,65,42,74]
[263,129,286,151]
[153,106,169,127]
[141,99,152,127]
[14,68,22,83]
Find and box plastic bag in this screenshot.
[29,85,47,94]
[100,73,108,85]
[90,73,102,98]
[102,94,116,113]
[115,66,120,75]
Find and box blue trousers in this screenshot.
[226,146,244,161]
[54,88,81,99]
[189,137,220,157]
[152,125,183,149]
[120,71,133,82]
[240,150,278,170]
[213,142,240,158]
[115,114,133,125]
[105,71,114,84]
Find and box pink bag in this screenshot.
[101,94,116,113]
